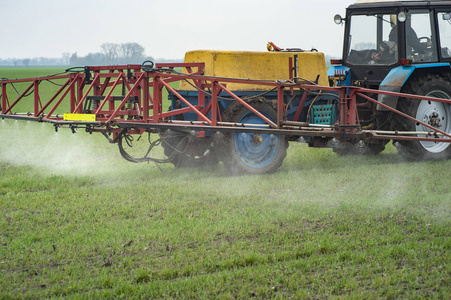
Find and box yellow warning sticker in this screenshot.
[63,113,96,121]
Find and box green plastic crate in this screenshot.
[310,104,337,125]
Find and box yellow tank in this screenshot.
[179,50,329,91]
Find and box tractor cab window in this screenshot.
[346,13,398,65]
[437,11,451,59]
[403,11,437,63]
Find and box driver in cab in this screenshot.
[389,14,431,54]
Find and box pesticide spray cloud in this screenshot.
[0,119,117,176]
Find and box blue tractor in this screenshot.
[329,0,451,159]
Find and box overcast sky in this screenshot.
[0,0,355,60]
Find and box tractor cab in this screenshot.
[329,1,451,160]
[330,0,451,89]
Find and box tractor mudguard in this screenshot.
[377,63,451,111]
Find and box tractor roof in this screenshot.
[350,0,451,10]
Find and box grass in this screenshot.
[1,68,450,298]
[0,120,450,299]
[0,67,66,80]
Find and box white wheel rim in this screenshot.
[415,90,451,153]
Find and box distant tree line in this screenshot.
[1,44,338,67]
[0,56,70,67]
[0,42,182,67]
[70,42,153,65]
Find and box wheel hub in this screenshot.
[251,134,263,146]
[427,111,441,127]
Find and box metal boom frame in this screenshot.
[1,63,451,145]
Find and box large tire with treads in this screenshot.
[219,98,288,175]
[394,75,451,160]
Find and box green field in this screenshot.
[1,68,450,298]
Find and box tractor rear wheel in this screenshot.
[395,75,451,160]
[219,98,288,175]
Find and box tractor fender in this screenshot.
[377,63,451,111]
